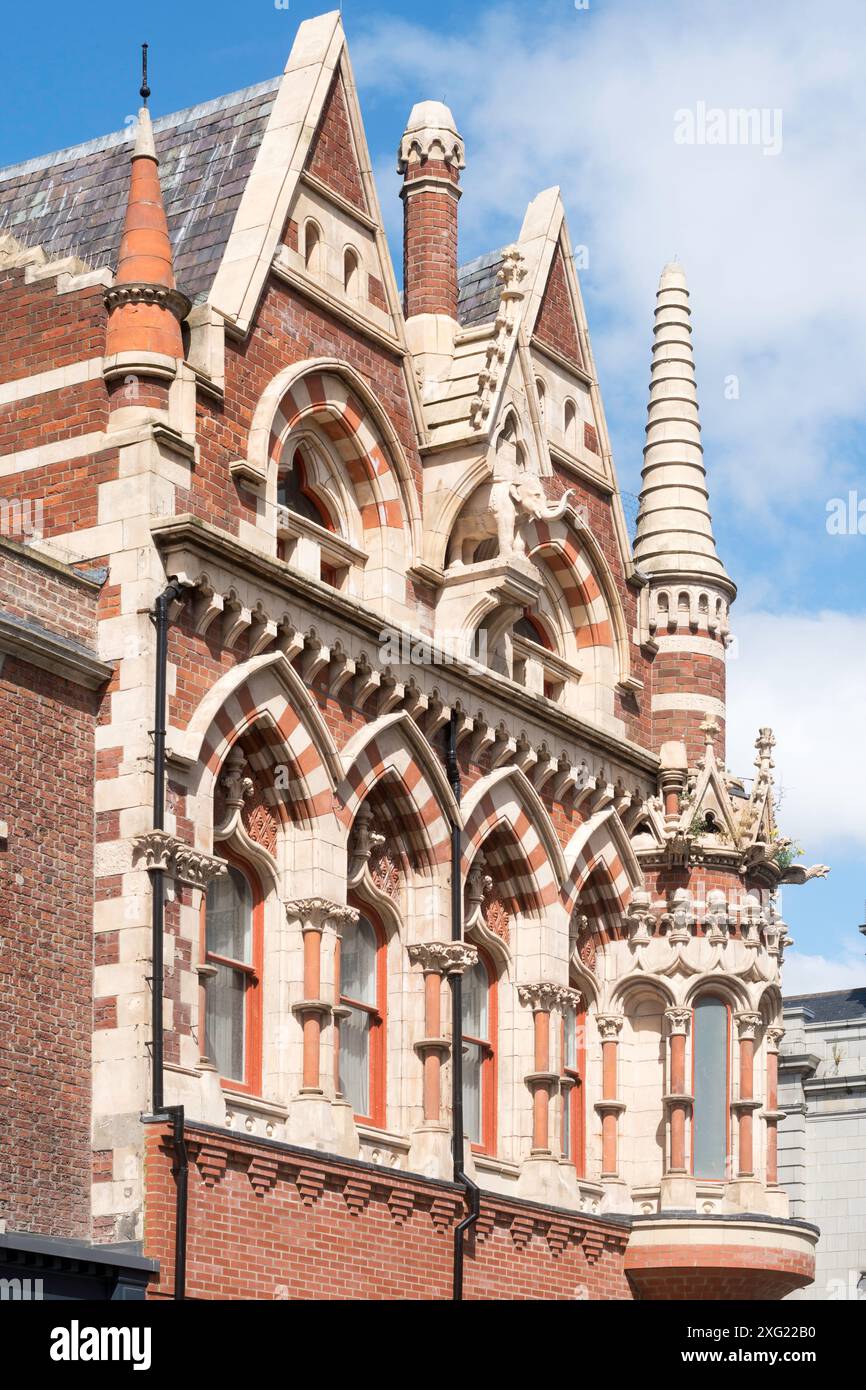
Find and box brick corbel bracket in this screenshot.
[133,829,228,889]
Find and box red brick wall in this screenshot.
[534,245,583,369]
[0,547,102,1238]
[144,1123,632,1301]
[625,1242,814,1301]
[0,267,106,384]
[305,70,368,214]
[401,161,460,320]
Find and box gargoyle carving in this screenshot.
[780,863,831,885]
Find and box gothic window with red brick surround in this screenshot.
[338,910,386,1127]
[692,995,730,1180]
[463,950,497,1153]
[561,997,586,1176]
[203,859,263,1094]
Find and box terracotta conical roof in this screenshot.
[633,262,734,592]
[104,107,187,362]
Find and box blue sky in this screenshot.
[2,1,863,989]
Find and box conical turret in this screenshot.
[634,262,734,591]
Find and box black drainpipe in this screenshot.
[446,711,480,1301]
[146,580,189,1299]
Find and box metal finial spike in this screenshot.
[140,43,150,106]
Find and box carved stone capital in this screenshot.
[347,801,386,885]
[285,898,360,934]
[596,1014,624,1042]
[408,941,478,976]
[765,1026,785,1052]
[133,830,227,889]
[517,982,564,1014]
[664,1007,692,1037]
[624,889,656,942]
[735,1011,763,1041]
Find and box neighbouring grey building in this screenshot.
[779,954,866,1301]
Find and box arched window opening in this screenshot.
[338,911,386,1127]
[693,996,729,1179]
[561,997,586,1175]
[203,861,262,1092]
[462,952,497,1153]
[277,447,333,530]
[343,247,360,299]
[513,609,552,649]
[304,220,321,273]
[535,378,547,425]
[563,399,578,452]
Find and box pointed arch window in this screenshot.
[563,399,578,452]
[337,910,386,1127]
[343,246,360,299]
[304,220,322,273]
[692,995,730,1179]
[203,859,263,1093]
[462,951,497,1153]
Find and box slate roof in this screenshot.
[457,248,504,327]
[0,78,279,304]
[784,987,866,1023]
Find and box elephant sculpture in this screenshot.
[449,476,573,567]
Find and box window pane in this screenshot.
[462,961,488,1039]
[563,1005,576,1069]
[339,1004,371,1117]
[693,998,728,1179]
[205,963,245,1081]
[206,866,252,963]
[341,916,377,1004]
[463,1041,483,1145]
[562,1091,571,1158]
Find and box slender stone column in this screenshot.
[734,1012,763,1176]
[285,899,358,1096]
[518,983,564,1154]
[595,1015,625,1177]
[407,942,475,1123]
[764,1025,785,1185]
[664,1008,693,1173]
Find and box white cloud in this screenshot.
[353,0,866,520]
[726,610,866,854]
[781,945,866,996]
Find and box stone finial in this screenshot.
[397,100,465,174]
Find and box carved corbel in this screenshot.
[133,830,228,890]
[347,802,386,886]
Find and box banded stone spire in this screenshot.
[633,262,734,593]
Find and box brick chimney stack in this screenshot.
[397,101,465,321]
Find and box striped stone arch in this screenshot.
[184,653,340,826]
[461,767,566,913]
[336,713,458,870]
[253,360,421,546]
[562,808,643,938]
[522,515,629,675]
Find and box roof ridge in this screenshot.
[0,75,281,184]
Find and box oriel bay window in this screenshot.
[337,911,386,1127]
[692,995,730,1179]
[462,952,497,1153]
[203,860,263,1093]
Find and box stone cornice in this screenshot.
[0,608,113,689]
[151,514,660,779]
[270,252,405,358]
[104,281,192,322]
